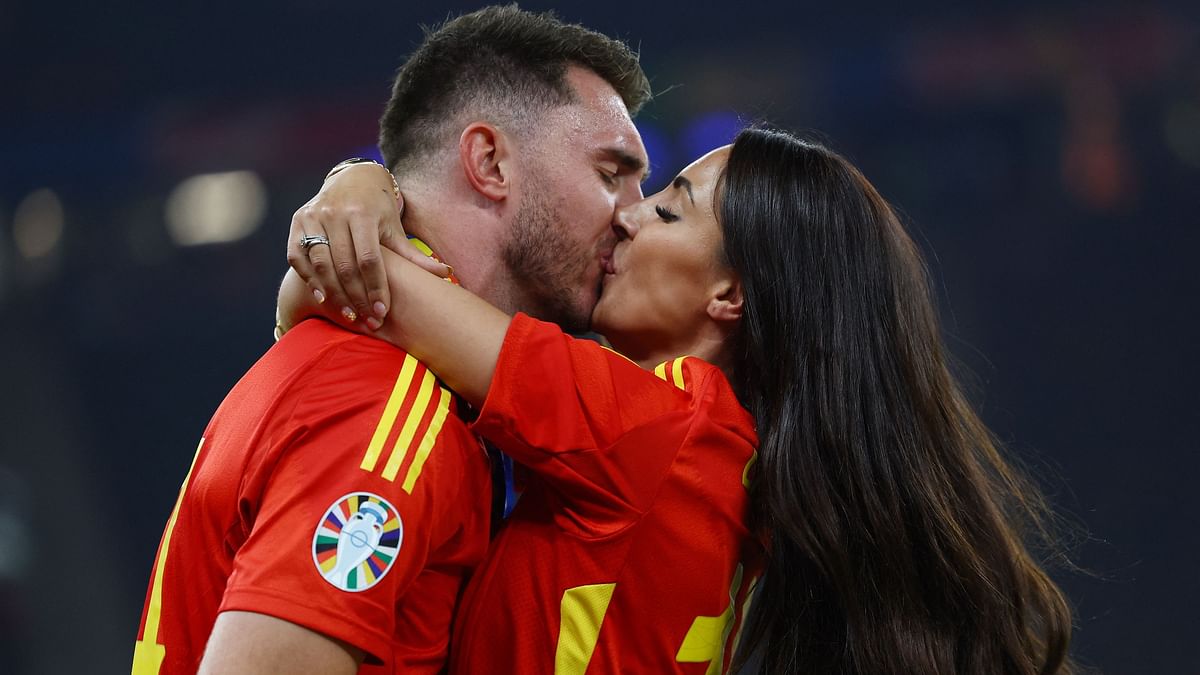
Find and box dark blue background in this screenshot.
[1,2,1196,672]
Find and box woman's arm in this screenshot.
[278,250,509,406]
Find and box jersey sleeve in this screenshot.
[471,313,703,521]
[217,339,472,665]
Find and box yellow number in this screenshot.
[555,583,617,674]
[132,438,204,675]
[676,565,751,675]
[552,564,757,675]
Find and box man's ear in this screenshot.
[707,277,744,323]
[458,122,513,202]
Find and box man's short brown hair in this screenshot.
[379,4,651,174]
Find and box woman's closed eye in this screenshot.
[655,205,680,222]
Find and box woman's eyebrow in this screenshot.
[673,176,695,205]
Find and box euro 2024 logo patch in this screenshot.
[312,492,402,592]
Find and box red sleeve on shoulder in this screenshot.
[473,313,691,458]
[218,330,483,665]
[471,315,712,528]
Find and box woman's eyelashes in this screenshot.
[655,204,680,222]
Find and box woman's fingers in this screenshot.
[398,244,453,279]
[328,205,376,324]
[369,194,451,324]
[286,205,320,294]
[297,217,361,325]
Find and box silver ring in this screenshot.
[299,234,331,250]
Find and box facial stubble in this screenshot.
[501,188,598,334]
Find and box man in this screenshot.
[131,6,650,674]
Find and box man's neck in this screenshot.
[401,184,522,315]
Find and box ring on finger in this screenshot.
[299,234,331,250]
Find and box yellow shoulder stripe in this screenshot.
[653,356,689,391]
[402,386,451,493]
[671,357,686,390]
[653,361,668,380]
[599,344,637,365]
[380,367,437,481]
[361,354,420,473]
[742,450,758,489]
[361,354,452,490]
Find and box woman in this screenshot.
[280,128,1074,673]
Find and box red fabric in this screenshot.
[453,313,763,674]
[133,318,491,673]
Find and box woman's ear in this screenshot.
[707,277,744,323]
[459,122,513,202]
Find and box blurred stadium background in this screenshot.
[2,1,1198,672]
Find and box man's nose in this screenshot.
[612,203,639,241]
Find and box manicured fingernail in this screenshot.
[341,306,357,322]
[443,264,454,277]
[373,301,387,318]
[366,317,382,331]
[313,289,326,304]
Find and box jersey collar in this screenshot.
[407,235,461,286]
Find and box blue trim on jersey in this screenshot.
[499,451,517,519]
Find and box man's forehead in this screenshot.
[564,68,647,149]
[588,119,646,156]
[527,67,648,180]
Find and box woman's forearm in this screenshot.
[368,249,509,406]
[277,250,509,406]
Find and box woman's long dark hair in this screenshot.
[720,128,1073,674]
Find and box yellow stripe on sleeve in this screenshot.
[671,357,687,390]
[728,574,759,662]
[402,386,452,493]
[653,362,668,381]
[554,583,617,675]
[599,344,637,364]
[361,355,419,472]
[381,368,436,481]
[742,450,758,489]
[653,358,688,390]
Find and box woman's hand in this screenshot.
[278,251,509,408]
[286,161,452,329]
[277,268,345,337]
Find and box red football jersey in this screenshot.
[132,318,492,674]
[452,313,763,674]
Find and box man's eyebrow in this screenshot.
[604,148,651,183]
[673,176,695,205]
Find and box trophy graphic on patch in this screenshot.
[313,493,403,592]
[331,501,387,584]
